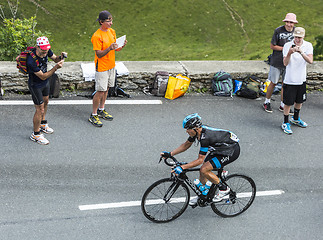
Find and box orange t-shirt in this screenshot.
[91,28,116,72]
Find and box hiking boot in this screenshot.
[281,122,293,135]
[290,117,308,128]
[97,109,113,120]
[88,114,103,127]
[40,123,54,134]
[30,133,49,145]
[189,196,198,206]
[263,103,272,113]
[279,106,294,115]
[213,187,231,202]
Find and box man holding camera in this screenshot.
[27,36,67,145]
[281,27,313,135]
[263,13,297,113]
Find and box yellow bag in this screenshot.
[165,74,191,100]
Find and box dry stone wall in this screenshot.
[0,61,322,93]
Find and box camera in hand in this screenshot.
[292,44,296,48]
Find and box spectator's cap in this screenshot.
[283,13,298,23]
[36,36,51,50]
[293,27,305,38]
[97,10,112,21]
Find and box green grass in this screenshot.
[3,0,323,61]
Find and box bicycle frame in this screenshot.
[162,156,226,203]
[175,168,203,196]
[174,168,220,199]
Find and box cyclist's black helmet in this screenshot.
[183,113,202,129]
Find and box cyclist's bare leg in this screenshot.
[199,161,220,185]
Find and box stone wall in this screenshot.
[0,61,322,93]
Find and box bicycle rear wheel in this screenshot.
[211,174,256,218]
[141,178,190,223]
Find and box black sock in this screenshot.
[284,115,289,123]
[34,131,41,135]
[294,108,300,120]
[41,120,47,124]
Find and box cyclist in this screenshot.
[161,113,240,206]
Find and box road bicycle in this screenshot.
[141,156,256,223]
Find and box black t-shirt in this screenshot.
[188,126,239,156]
[27,49,53,88]
[270,25,294,69]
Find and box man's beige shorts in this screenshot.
[95,68,116,91]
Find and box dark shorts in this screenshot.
[283,83,307,106]
[205,143,240,169]
[28,81,50,105]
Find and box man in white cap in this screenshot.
[281,27,313,134]
[89,10,127,127]
[263,13,298,113]
[27,36,67,145]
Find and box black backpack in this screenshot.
[236,75,261,99]
[108,72,130,98]
[212,70,233,97]
[49,73,61,98]
[143,71,169,96]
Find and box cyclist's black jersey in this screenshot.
[188,125,239,156]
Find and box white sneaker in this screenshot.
[189,197,198,206]
[30,133,49,145]
[40,123,54,134]
[213,187,230,202]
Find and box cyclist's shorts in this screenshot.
[205,143,240,169]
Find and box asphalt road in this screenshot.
[0,92,322,240]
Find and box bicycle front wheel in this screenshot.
[141,178,190,223]
[211,174,256,218]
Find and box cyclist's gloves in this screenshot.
[173,166,183,174]
[161,151,172,158]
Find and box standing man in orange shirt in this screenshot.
[89,10,127,127]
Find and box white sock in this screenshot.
[99,108,104,111]
[264,98,270,104]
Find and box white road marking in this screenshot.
[78,189,285,211]
[0,99,163,105]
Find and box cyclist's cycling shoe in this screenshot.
[290,117,308,128]
[189,197,198,207]
[97,109,113,121]
[213,187,230,202]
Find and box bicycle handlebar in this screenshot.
[159,156,187,167]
